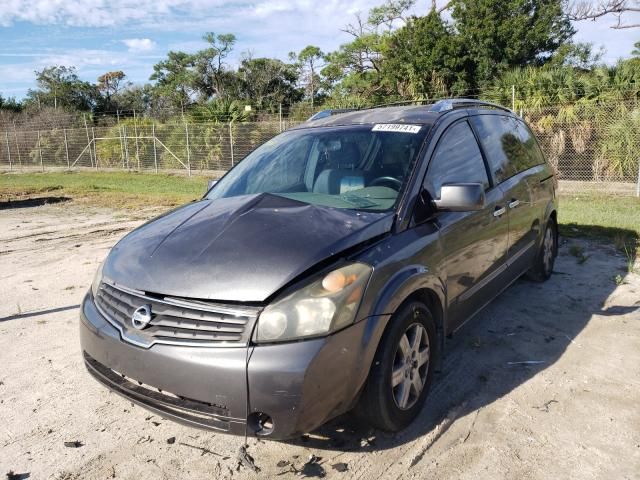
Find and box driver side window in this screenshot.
[424,121,489,197]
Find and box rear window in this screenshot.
[470,114,544,184]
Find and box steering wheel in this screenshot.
[369,176,403,191]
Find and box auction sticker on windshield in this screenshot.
[372,124,422,134]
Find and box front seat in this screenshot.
[313,142,365,194]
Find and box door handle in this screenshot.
[493,206,506,217]
[508,199,520,209]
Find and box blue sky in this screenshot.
[0,0,638,99]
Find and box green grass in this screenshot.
[0,171,208,208]
[560,195,640,238]
[1,172,639,258]
[560,194,639,261]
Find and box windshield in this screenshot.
[206,124,428,211]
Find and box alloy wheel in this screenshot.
[391,322,430,410]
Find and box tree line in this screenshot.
[1,0,640,126]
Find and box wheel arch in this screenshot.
[363,266,447,378]
[546,205,559,247]
[541,200,558,245]
[351,281,446,419]
[397,288,445,371]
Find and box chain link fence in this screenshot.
[523,100,640,196]
[0,117,302,177]
[1,101,639,195]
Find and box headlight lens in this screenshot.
[91,260,105,298]
[255,262,372,343]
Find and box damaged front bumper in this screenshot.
[79,293,387,439]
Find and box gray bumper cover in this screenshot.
[79,293,388,439]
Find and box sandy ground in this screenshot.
[1,200,639,480]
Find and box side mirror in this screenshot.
[433,183,485,212]
[207,179,218,192]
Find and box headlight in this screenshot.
[254,262,372,343]
[91,260,105,298]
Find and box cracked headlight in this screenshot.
[254,262,372,343]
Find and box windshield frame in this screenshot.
[204,123,432,213]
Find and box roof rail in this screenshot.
[307,108,358,121]
[369,99,432,108]
[430,99,513,113]
[306,99,512,121]
[361,98,512,113]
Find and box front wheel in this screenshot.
[358,301,436,432]
[527,218,557,282]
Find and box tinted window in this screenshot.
[514,118,545,169]
[424,121,489,197]
[470,114,543,183]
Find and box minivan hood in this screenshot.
[104,193,393,302]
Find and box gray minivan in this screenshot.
[80,99,558,439]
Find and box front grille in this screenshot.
[94,280,260,348]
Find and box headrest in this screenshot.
[313,169,365,195]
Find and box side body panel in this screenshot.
[415,114,510,333]
[442,186,510,332]
[498,167,541,275]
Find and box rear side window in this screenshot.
[513,118,545,168]
[470,115,544,183]
[425,120,489,197]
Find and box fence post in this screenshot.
[152,123,158,174]
[133,110,140,170]
[185,122,191,176]
[123,125,130,169]
[636,156,640,197]
[279,103,283,132]
[63,128,70,169]
[37,130,44,172]
[91,127,97,169]
[511,85,515,111]
[5,131,12,171]
[119,125,125,168]
[83,115,94,168]
[229,122,234,167]
[13,122,21,168]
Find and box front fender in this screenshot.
[543,198,558,224]
[348,264,446,391]
[369,264,445,318]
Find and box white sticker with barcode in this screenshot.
[372,123,422,134]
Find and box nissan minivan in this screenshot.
[80,99,558,439]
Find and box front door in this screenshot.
[422,120,510,333]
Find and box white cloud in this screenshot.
[0,0,229,27]
[0,49,160,89]
[122,38,157,52]
[572,12,640,63]
[0,0,379,29]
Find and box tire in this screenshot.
[527,218,558,282]
[359,301,436,432]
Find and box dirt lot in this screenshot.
[1,201,639,480]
